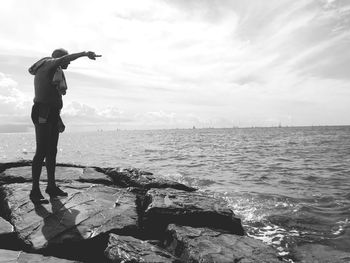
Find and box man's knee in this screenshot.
[46,148,58,159]
[33,151,45,162]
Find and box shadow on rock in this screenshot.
[34,197,81,244]
[34,197,109,262]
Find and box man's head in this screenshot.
[52,48,70,69]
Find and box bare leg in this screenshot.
[45,123,67,197]
[46,125,59,189]
[32,124,49,191]
[31,123,50,204]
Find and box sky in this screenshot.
[0,0,349,132]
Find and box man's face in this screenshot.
[61,62,70,70]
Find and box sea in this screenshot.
[1,126,349,261]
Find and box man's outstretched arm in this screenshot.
[55,51,101,66]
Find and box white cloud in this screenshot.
[61,101,210,130]
[0,72,32,132]
[0,73,17,88]
[0,73,31,116]
[62,102,123,124]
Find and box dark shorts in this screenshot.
[31,103,60,125]
[31,103,60,158]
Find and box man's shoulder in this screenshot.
[37,57,59,73]
[29,56,59,75]
[43,57,59,68]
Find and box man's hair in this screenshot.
[52,48,68,58]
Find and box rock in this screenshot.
[0,166,109,185]
[0,249,80,262]
[0,217,23,251]
[164,224,281,263]
[0,166,30,185]
[0,160,32,173]
[0,216,13,235]
[1,162,278,263]
[104,233,180,263]
[103,167,197,192]
[0,166,82,184]
[0,182,138,250]
[0,217,17,249]
[78,167,113,185]
[142,188,244,236]
[293,244,350,263]
[0,164,190,192]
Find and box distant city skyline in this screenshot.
[1,0,349,132]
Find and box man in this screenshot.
[28,49,101,204]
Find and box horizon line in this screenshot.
[1,124,350,134]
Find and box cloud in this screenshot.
[61,102,210,130]
[0,0,350,130]
[0,73,31,115]
[61,102,126,124]
[0,72,32,132]
[0,73,17,88]
[133,110,211,129]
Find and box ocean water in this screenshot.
[1,126,350,260]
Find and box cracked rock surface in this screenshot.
[104,233,180,262]
[102,167,197,191]
[0,249,81,262]
[1,182,138,250]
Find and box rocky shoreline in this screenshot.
[0,160,282,262]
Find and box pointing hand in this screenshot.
[86,51,102,60]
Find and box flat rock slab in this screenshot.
[165,224,281,263]
[293,244,350,263]
[103,167,196,191]
[0,182,138,250]
[0,166,110,186]
[104,233,180,263]
[0,249,80,262]
[143,188,244,235]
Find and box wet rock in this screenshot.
[104,233,180,263]
[103,167,197,192]
[164,224,281,263]
[293,244,350,263]
[0,182,138,250]
[0,249,80,262]
[142,188,244,236]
